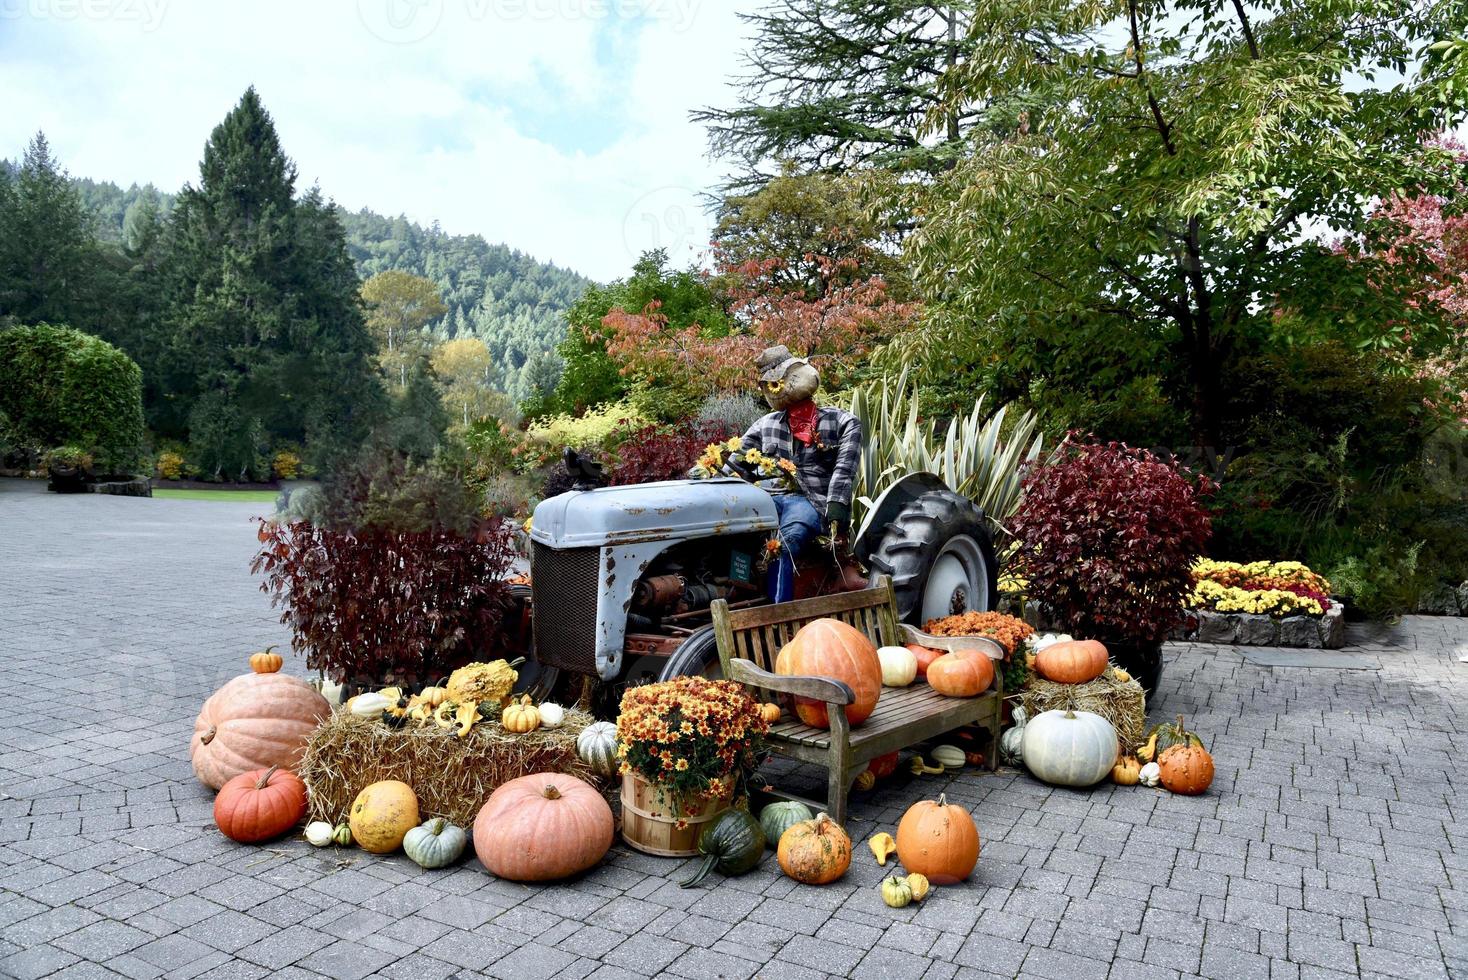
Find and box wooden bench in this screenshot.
[711,577,1004,825]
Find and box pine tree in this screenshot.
[0,132,102,326]
[163,88,382,475]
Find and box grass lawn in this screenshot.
[153,489,280,503]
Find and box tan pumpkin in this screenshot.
[349,780,420,853]
[249,646,283,673]
[927,648,995,698]
[1112,755,1142,786]
[775,619,882,729]
[474,773,614,881]
[191,669,330,791]
[501,696,541,734]
[1034,640,1109,684]
[759,702,782,724]
[419,684,450,708]
[777,812,852,885]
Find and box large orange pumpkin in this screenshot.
[775,619,881,729]
[926,648,996,697]
[474,773,614,881]
[214,765,307,843]
[776,812,852,885]
[895,793,980,884]
[191,668,330,790]
[905,643,945,678]
[1034,640,1109,684]
[1158,743,1215,795]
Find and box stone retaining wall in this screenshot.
[1173,605,1345,649]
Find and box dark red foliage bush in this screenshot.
[608,420,741,486]
[250,446,516,684]
[1010,437,1213,643]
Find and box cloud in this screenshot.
[0,0,751,280]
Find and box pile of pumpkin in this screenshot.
[1111,715,1214,795]
[341,659,570,737]
[680,792,982,910]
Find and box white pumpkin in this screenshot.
[876,646,917,687]
[931,744,966,769]
[1020,709,1118,787]
[576,721,619,777]
[1139,761,1161,787]
[1027,632,1074,654]
[347,692,394,717]
[304,821,335,847]
[538,702,566,729]
[999,705,1027,765]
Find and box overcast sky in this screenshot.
[0,0,752,281]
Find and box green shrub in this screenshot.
[0,323,146,474]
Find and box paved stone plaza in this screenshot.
[2,478,1466,980]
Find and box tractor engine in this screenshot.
[527,478,777,681]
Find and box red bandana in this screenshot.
[787,400,819,446]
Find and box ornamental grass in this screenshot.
[299,708,595,827]
[1022,672,1147,754]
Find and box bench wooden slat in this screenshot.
[713,577,1003,824]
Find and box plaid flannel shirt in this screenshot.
[740,405,863,518]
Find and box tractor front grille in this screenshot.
[530,542,602,676]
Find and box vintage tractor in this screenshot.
[512,457,999,707]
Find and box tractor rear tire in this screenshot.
[657,625,723,682]
[866,489,998,626]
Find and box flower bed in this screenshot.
[1178,560,1344,648]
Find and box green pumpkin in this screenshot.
[402,817,467,869]
[758,801,814,850]
[680,809,766,888]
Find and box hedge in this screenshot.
[0,323,146,474]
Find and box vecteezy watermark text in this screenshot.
[0,0,167,30]
[357,0,700,44]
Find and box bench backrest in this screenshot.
[711,577,901,686]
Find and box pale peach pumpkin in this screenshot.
[774,619,882,729]
[191,671,330,790]
[473,773,613,881]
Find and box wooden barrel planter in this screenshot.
[620,773,732,857]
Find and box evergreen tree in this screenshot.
[696,2,998,188]
[0,132,102,327]
[163,88,382,476]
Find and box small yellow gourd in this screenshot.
[905,872,931,902]
[1112,755,1142,785]
[501,695,541,734]
[1111,667,1132,683]
[759,702,782,724]
[881,875,912,908]
[868,832,897,866]
[453,701,479,737]
[908,755,944,776]
[854,771,877,792]
[420,684,450,708]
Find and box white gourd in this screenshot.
[304,821,334,847]
[1139,761,1161,787]
[538,702,566,729]
[876,646,917,687]
[576,721,619,777]
[1020,709,1118,787]
[348,692,394,717]
[1000,705,1027,765]
[931,744,966,768]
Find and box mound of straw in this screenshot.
[299,708,597,827]
[1021,673,1147,754]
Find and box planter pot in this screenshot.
[620,772,733,857]
[1106,639,1164,695]
[46,465,90,494]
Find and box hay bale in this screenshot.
[298,708,597,827]
[1021,674,1147,754]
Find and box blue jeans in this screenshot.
[769,494,824,603]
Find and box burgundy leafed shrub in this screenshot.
[1010,436,1213,643]
[250,447,516,684]
[608,420,741,486]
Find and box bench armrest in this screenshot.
[899,623,1006,660]
[726,659,855,705]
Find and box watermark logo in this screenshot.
[621,185,704,263]
[357,0,444,44]
[0,0,168,31]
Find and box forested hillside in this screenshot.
[41,170,593,400]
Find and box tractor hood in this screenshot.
[530,478,777,549]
